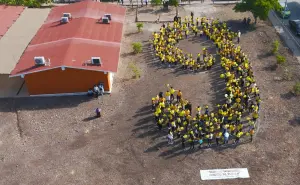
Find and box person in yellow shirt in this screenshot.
[252,110,259,122]
[165,90,171,104]
[157,118,164,130]
[151,97,156,111]
[215,131,222,146]
[169,87,176,102]
[249,128,255,142]
[176,90,182,103]
[179,110,185,118]
[196,106,201,116]
[235,131,243,144]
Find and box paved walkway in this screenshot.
[130,0,239,22]
[0,8,50,74]
[268,10,300,62]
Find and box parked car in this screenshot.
[276,2,291,19]
[289,20,300,36]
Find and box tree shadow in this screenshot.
[124,32,139,37]
[280,91,295,100]
[257,51,273,59]
[226,19,256,34]
[263,64,277,71]
[138,8,154,14]
[121,51,134,58]
[150,7,172,15]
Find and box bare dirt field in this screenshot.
[0,4,300,185]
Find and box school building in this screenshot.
[9,1,126,96]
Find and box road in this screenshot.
[284,0,300,43]
[268,0,300,62]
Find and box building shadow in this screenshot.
[0,96,94,112]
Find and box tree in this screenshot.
[169,0,179,16]
[151,0,162,5]
[0,0,51,8]
[233,0,280,24]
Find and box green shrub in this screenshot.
[272,40,280,54]
[1,0,51,8]
[128,62,141,79]
[169,0,179,6]
[132,42,142,54]
[151,0,162,5]
[276,54,286,65]
[293,82,300,96]
[136,23,144,32]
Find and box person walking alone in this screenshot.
[237,30,241,44]
[95,108,101,118]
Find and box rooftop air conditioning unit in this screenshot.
[63,13,72,19]
[91,57,101,66]
[102,17,110,24]
[34,56,46,66]
[104,14,112,21]
[60,17,69,24]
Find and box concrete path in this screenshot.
[0,8,50,97]
[0,8,51,74]
[130,0,239,22]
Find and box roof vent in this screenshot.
[60,17,69,24]
[34,56,46,66]
[104,14,112,21]
[101,17,110,24]
[63,13,72,19]
[91,57,102,66]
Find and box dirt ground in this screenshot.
[0,4,300,185]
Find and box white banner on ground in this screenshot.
[200,168,250,180]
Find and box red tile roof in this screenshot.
[0,5,25,39]
[11,38,120,75]
[10,1,126,76]
[30,18,123,45]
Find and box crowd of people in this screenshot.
[88,84,105,97]
[150,15,261,149]
[151,16,221,71]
